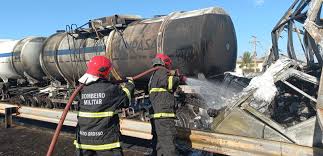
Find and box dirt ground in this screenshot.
[0,121,150,156]
[0,123,75,156]
[0,117,211,156]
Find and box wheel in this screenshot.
[30,97,38,107]
[43,98,53,109]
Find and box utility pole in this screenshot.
[250,36,260,72]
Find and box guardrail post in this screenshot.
[4,107,17,128]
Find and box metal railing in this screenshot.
[1,103,323,156]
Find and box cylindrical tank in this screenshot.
[108,7,237,80]
[55,34,83,84]
[41,7,237,84]
[12,37,46,81]
[40,33,66,82]
[56,35,107,84]
[0,40,20,82]
[40,33,107,84]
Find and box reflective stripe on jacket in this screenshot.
[148,67,180,119]
[151,112,176,118]
[75,79,134,149]
[77,111,115,118]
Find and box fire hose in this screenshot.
[46,66,161,156]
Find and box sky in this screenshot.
[0,0,296,57]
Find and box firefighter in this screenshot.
[75,56,134,156]
[149,53,186,156]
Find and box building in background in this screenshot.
[235,57,265,75]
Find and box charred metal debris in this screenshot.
[209,0,322,147]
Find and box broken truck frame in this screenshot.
[267,0,322,67]
[208,0,321,149]
[211,58,320,147]
[204,0,323,154]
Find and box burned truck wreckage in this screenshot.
[0,0,322,155]
[207,0,323,148]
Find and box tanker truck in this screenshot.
[0,7,237,129]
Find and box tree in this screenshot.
[240,51,253,69]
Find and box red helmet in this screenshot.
[154,53,172,69]
[86,56,112,78]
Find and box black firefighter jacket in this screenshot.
[75,79,134,151]
[149,67,180,118]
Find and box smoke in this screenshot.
[185,78,239,109]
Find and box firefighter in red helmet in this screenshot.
[75,56,134,156]
[149,53,186,156]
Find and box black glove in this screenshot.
[126,77,134,84]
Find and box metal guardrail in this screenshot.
[0,103,77,127]
[1,103,323,156]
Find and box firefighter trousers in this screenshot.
[75,148,123,156]
[151,118,178,156]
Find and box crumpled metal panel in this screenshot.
[212,56,322,147]
[213,107,291,143]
